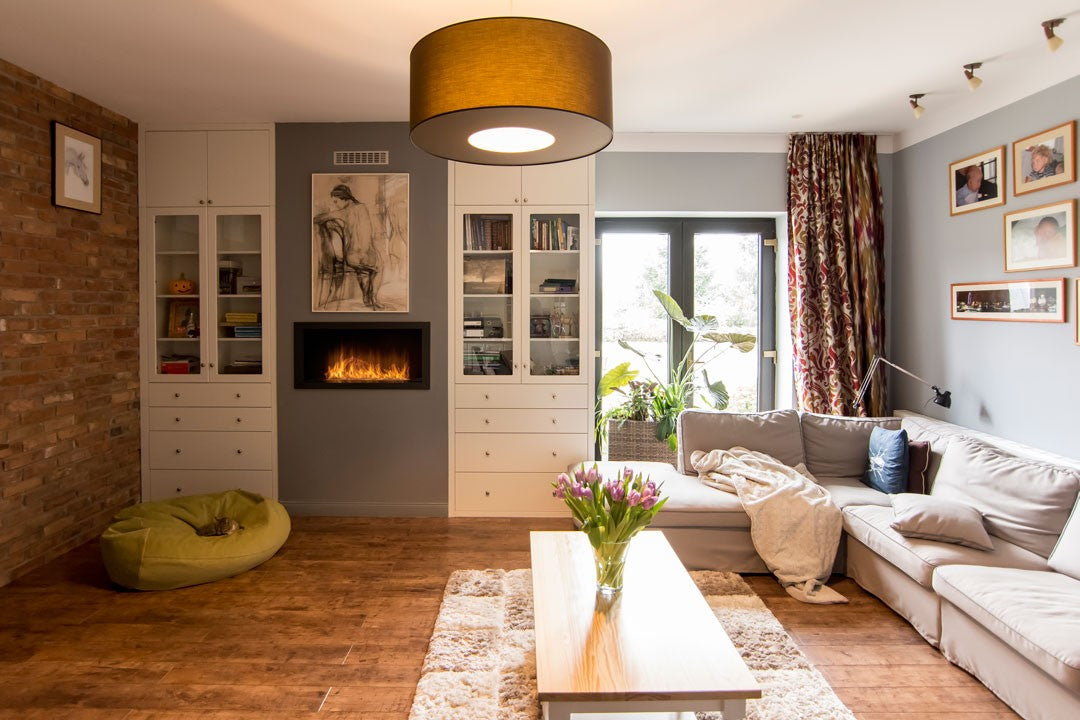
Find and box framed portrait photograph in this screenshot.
[52,122,101,214]
[166,300,200,338]
[311,173,409,312]
[949,146,1005,216]
[951,278,1065,323]
[1012,121,1075,196]
[1004,200,1076,272]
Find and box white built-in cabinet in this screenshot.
[449,158,595,517]
[139,127,277,501]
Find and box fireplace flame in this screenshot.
[325,345,410,383]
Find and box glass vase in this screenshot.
[593,540,631,595]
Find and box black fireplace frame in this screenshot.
[294,321,431,390]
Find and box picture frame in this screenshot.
[52,122,101,214]
[530,315,552,338]
[949,146,1005,216]
[166,300,200,338]
[311,173,409,312]
[1012,121,1075,197]
[951,278,1065,323]
[462,257,509,295]
[1003,200,1076,272]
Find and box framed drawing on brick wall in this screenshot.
[52,122,101,214]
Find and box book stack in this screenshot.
[530,219,579,250]
[463,317,484,338]
[538,278,577,294]
[464,215,512,251]
[160,354,199,374]
[224,312,261,338]
[225,359,263,374]
[463,347,511,375]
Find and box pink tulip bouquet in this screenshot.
[553,464,666,593]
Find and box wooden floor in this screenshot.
[0,517,1017,719]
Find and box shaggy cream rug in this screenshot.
[408,569,855,720]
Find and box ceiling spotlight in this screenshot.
[909,94,926,119]
[963,63,983,91]
[1043,18,1065,52]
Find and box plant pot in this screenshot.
[606,419,677,463]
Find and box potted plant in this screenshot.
[597,290,755,459]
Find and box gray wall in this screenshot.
[892,76,1080,458]
[275,123,449,515]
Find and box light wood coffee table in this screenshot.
[530,531,761,720]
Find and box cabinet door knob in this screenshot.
[523,197,528,203]
[198,199,205,205]
[174,449,182,454]
[484,450,491,456]
[514,197,519,203]
[200,362,206,368]
[176,487,182,494]
[209,362,215,368]
[174,392,181,398]
[207,199,213,205]
[236,449,243,455]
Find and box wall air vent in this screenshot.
[333,150,389,166]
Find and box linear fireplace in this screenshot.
[294,322,430,389]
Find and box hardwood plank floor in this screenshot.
[0,517,1017,719]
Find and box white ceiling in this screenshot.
[1,0,1078,150]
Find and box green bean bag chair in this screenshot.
[100,489,290,591]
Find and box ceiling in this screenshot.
[1,0,1078,149]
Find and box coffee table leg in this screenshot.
[541,701,571,720]
[723,698,746,719]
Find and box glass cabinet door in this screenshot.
[460,210,517,379]
[210,209,268,380]
[151,211,205,379]
[525,210,583,381]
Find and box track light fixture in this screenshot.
[909,94,926,119]
[1043,19,1065,52]
[963,63,983,91]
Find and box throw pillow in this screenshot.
[890,493,993,550]
[907,440,931,494]
[863,427,909,494]
[1048,501,1080,581]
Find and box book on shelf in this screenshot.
[463,215,512,251]
[530,218,579,251]
[538,278,577,293]
[224,312,260,323]
[464,329,484,338]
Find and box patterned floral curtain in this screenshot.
[787,133,886,417]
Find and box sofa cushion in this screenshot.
[1049,501,1080,581]
[584,461,749,529]
[842,505,1048,588]
[816,476,891,509]
[800,413,901,479]
[907,440,931,494]
[890,493,993,550]
[864,427,909,494]
[933,565,1080,693]
[932,436,1080,558]
[677,409,804,474]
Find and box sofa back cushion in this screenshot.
[677,409,804,473]
[1048,501,1080,580]
[931,435,1080,558]
[800,413,901,479]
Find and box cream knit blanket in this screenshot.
[691,446,848,604]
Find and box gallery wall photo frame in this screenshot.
[949,146,1005,216]
[52,122,102,214]
[951,278,1065,323]
[1003,199,1076,273]
[1012,121,1076,197]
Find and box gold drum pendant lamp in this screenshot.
[410,17,613,165]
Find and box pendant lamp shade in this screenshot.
[410,17,613,165]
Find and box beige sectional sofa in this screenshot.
[592,408,1080,720]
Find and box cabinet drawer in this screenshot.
[149,407,272,432]
[148,431,273,470]
[148,470,275,501]
[454,473,569,516]
[455,408,589,434]
[147,383,272,407]
[455,433,589,472]
[455,384,587,409]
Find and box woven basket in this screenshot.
[606,419,677,463]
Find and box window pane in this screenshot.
[600,232,669,414]
[693,233,759,412]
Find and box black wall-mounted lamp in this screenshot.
[855,355,952,410]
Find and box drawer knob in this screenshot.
[551,393,558,399]
[483,393,489,400]
[174,393,181,398]
[174,417,181,423]
[176,487,182,493]
[236,449,243,455]
[236,417,242,423]
[484,450,491,456]
[514,197,519,203]
[484,491,491,497]
[484,418,490,424]
[551,417,557,424]
[552,450,558,457]
[174,449,182,454]
[235,393,242,399]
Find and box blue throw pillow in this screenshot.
[863,427,910,494]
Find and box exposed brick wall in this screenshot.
[0,59,140,586]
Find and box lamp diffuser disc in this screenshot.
[410,17,613,165]
[1047,34,1064,52]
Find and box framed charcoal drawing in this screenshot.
[311,173,409,312]
[951,278,1065,323]
[1012,121,1075,196]
[949,146,1005,216]
[1004,200,1076,272]
[52,122,101,214]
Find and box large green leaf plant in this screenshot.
[597,290,756,452]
